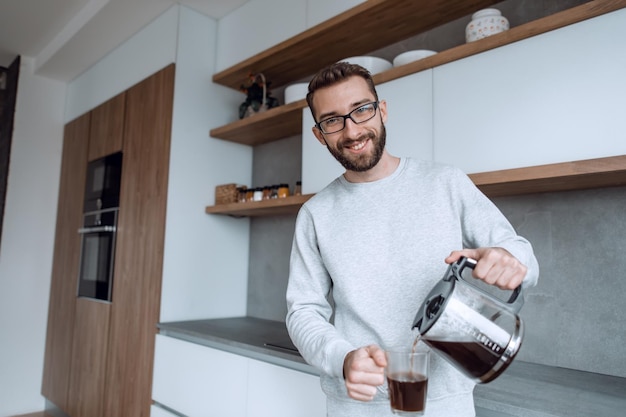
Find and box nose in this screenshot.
[342,116,361,136]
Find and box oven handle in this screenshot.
[78,225,117,234]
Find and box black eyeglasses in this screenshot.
[315,101,379,134]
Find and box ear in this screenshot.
[312,126,327,146]
[379,99,388,124]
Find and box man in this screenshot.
[285,62,539,417]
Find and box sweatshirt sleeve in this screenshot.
[285,205,354,378]
[453,168,540,288]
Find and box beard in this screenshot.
[326,124,386,172]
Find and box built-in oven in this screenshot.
[77,208,118,301]
[77,152,123,302]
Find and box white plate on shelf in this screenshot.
[337,56,392,74]
[393,50,437,67]
[284,83,309,104]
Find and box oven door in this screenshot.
[77,209,118,301]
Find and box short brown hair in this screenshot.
[306,62,379,121]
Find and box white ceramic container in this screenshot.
[338,56,393,74]
[465,8,509,43]
[392,50,437,67]
[284,82,309,104]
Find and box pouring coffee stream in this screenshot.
[411,257,525,383]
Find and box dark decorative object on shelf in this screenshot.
[239,73,279,119]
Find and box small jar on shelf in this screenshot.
[277,183,290,198]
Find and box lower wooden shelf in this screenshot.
[205,194,314,217]
[470,155,626,197]
[204,155,626,216]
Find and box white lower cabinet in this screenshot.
[152,334,249,417]
[152,335,326,417]
[433,8,626,174]
[246,358,326,417]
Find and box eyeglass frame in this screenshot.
[314,101,380,134]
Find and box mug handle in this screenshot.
[454,257,525,313]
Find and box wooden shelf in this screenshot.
[205,194,314,217]
[212,0,502,91]
[209,0,626,145]
[469,155,626,197]
[205,156,626,216]
[210,99,306,146]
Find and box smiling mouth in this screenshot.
[345,138,369,151]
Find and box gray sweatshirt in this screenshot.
[286,157,539,417]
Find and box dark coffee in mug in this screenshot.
[387,372,428,413]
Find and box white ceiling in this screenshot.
[0,0,248,82]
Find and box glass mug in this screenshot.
[381,344,430,415]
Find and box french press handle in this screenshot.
[451,257,525,313]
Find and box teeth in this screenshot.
[349,140,366,150]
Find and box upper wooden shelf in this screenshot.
[209,0,626,146]
[212,0,502,91]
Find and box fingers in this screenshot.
[344,345,386,402]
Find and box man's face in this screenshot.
[311,76,387,172]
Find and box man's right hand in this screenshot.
[343,344,387,401]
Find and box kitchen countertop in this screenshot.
[159,316,626,416]
[157,316,318,375]
[474,360,626,417]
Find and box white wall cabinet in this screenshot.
[152,335,325,417]
[433,8,626,174]
[301,70,434,194]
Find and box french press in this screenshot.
[412,257,524,383]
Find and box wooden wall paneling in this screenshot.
[41,113,90,411]
[104,64,174,417]
[66,298,111,417]
[88,92,126,161]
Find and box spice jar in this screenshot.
[262,186,271,200]
[277,183,290,198]
[253,187,263,201]
[246,188,254,202]
[270,185,279,199]
[237,186,247,203]
[294,181,302,196]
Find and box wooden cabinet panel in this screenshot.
[88,92,126,161]
[41,113,90,411]
[67,298,111,417]
[103,64,174,417]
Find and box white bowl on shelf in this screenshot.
[338,56,392,74]
[392,50,437,67]
[284,82,309,104]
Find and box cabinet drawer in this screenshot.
[246,358,326,417]
[152,335,248,417]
